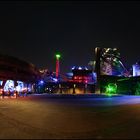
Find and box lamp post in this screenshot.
[55,54,61,79]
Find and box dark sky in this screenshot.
[0,1,140,74]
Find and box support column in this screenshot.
[84,83,87,93]
[73,84,76,94]
[95,47,101,94]
[59,84,62,93]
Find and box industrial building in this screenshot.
[0,54,40,95]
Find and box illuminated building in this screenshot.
[100,48,128,76]
[0,54,40,94]
[133,62,140,76]
[71,66,94,84]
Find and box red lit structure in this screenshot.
[72,67,93,83]
[56,59,59,78]
[55,54,61,78]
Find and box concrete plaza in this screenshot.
[0,93,140,139]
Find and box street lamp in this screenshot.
[56,54,61,59]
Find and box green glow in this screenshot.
[55,54,61,59]
[135,82,140,95]
[117,78,130,82]
[105,83,117,96]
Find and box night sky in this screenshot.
[0,1,140,74]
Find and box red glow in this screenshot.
[0,89,3,94]
[56,59,59,78]
[85,80,88,83]
[74,76,77,79]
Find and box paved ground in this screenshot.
[0,93,140,139]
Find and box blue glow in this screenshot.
[4,80,14,92]
[0,81,3,86]
[72,66,76,70]
[27,84,32,92]
[38,80,44,85]
[78,67,82,70]
[16,81,24,92]
[52,78,58,82]
[72,66,89,70]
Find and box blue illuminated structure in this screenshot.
[133,62,140,77]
